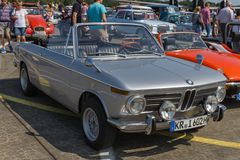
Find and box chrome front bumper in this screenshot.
[108,104,226,134]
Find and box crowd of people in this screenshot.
[0,0,107,54]
[0,0,240,54]
[191,0,240,41]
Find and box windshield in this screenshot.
[168,15,191,24]
[168,6,179,13]
[75,24,163,57]
[179,15,192,23]
[133,12,158,20]
[161,33,207,51]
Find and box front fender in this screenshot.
[81,89,110,118]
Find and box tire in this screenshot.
[20,63,37,96]
[81,96,117,150]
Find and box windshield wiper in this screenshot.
[116,47,128,58]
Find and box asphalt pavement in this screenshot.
[0,54,240,160]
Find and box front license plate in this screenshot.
[170,115,209,132]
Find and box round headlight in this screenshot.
[126,96,146,115]
[204,95,218,113]
[159,101,176,121]
[216,86,226,102]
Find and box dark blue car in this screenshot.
[148,4,180,21]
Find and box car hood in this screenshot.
[93,56,226,91]
[27,15,47,28]
[166,49,240,82]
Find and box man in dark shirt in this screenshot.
[71,0,83,26]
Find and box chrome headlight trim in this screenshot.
[204,95,218,113]
[216,86,226,102]
[125,95,146,115]
[159,101,176,121]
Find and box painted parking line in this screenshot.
[1,93,240,150]
[160,131,240,149]
[0,93,80,118]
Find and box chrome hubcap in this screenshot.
[20,68,28,91]
[82,108,99,141]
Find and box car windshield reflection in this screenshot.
[161,33,207,51]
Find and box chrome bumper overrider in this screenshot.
[108,104,226,134]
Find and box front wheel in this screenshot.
[81,97,117,150]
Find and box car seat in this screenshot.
[163,37,176,50]
[232,33,240,53]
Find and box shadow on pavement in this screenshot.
[0,78,239,159]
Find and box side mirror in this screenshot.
[196,54,204,65]
[85,57,94,67]
[85,57,102,72]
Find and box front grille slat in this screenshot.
[186,90,196,110]
[180,90,191,110]
[179,87,217,112]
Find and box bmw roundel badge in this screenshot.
[186,79,194,85]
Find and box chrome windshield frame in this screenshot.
[73,22,165,58]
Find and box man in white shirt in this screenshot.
[217,1,234,42]
[11,1,28,42]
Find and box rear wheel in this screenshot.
[81,97,117,150]
[20,63,37,96]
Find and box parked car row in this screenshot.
[13,23,227,150]
[107,8,177,35]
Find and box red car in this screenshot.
[26,14,54,38]
[159,32,240,100]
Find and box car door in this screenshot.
[35,29,75,109]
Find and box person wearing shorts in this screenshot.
[11,1,28,42]
[0,0,13,53]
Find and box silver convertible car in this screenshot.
[13,23,227,150]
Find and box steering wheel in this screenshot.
[118,41,142,54]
